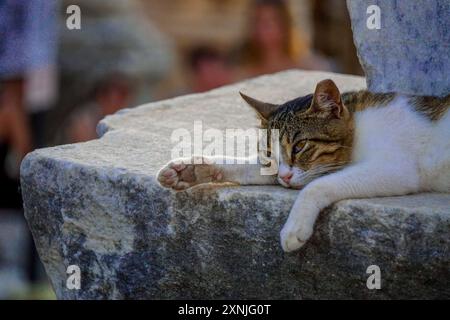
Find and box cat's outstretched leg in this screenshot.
[281,161,420,252]
[157,155,277,190]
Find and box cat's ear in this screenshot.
[240,92,278,121]
[310,79,346,118]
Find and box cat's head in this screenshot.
[241,79,354,189]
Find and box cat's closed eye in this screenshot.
[293,141,307,155]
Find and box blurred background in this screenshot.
[0,0,362,299]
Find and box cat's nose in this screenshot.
[280,172,293,183]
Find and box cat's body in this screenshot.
[158,79,450,252]
[340,90,450,194]
[349,92,450,193]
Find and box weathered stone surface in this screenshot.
[347,0,450,97]
[21,70,450,299]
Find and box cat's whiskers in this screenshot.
[297,162,347,185]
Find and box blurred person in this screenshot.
[0,0,58,291]
[50,0,174,144]
[0,0,58,187]
[188,46,233,93]
[65,75,133,143]
[234,0,331,79]
[0,80,31,209]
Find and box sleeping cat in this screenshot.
[157,79,450,252]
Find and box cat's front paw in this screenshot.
[280,219,313,252]
[157,157,223,191]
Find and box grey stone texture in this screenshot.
[347,0,450,96]
[21,71,450,299]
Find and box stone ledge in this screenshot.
[20,70,450,299]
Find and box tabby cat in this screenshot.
[158,79,450,252]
